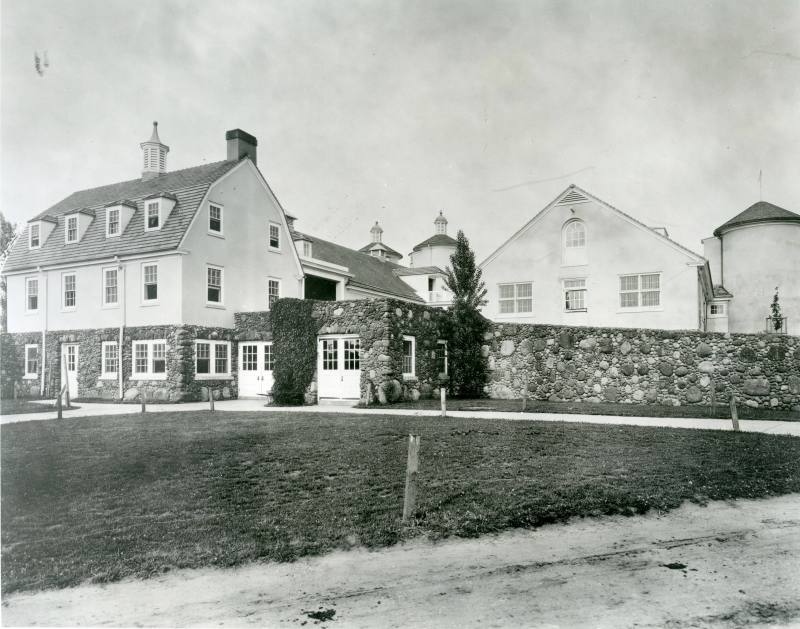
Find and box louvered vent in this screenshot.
[557,189,589,205]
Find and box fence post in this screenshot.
[61,353,71,409]
[56,389,63,420]
[140,390,146,413]
[365,381,372,407]
[402,434,421,522]
[209,389,215,412]
[522,382,528,412]
[709,380,717,418]
[729,395,740,432]
[440,387,446,417]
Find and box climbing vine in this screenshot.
[271,299,317,405]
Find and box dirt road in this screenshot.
[4,495,800,628]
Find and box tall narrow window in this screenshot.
[103,268,118,306]
[269,222,280,249]
[267,279,280,309]
[107,208,120,237]
[102,342,119,377]
[152,342,166,373]
[302,241,312,257]
[436,340,448,375]
[63,273,76,309]
[344,339,361,371]
[214,343,228,374]
[402,336,416,377]
[562,219,587,266]
[207,266,223,304]
[264,343,275,371]
[24,344,39,378]
[563,278,587,311]
[146,202,160,230]
[322,339,338,370]
[66,216,78,243]
[143,263,158,302]
[209,204,222,234]
[29,223,40,248]
[196,343,211,374]
[26,278,39,312]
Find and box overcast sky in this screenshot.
[2,0,798,261]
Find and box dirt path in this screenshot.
[4,495,800,628]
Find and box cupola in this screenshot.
[140,121,169,180]
[434,211,448,235]
[370,221,384,243]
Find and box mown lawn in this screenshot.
[0,399,81,416]
[2,411,800,594]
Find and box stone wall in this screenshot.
[484,323,800,411]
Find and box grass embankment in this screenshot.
[377,398,800,421]
[3,411,800,594]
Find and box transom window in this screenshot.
[207,266,223,304]
[146,202,160,230]
[322,339,338,370]
[620,273,661,308]
[209,204,222,234]
[25,344,39,378]
[498,282,533,314]
[195,340,230,377]
[29,223,40,248]
[26,277,39,312]
[104,268,118,306]
[267,279,280,309]
[269,222,280,249]
[66,216,78,243]
[564,278,587,311]
[133,340,167,378]
[344,339,360,371]
[102,342,119,377]
[402,335,416,377]
[143,263,158,302]
[63,273,76,309]
[107,208,120,237]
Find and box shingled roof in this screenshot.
[713,201,800,236]
[358,241,403,259]
[296,232,423,302]
[411,233,457,252]
[4,160,241,272]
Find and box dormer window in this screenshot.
[29,223,41,249]
[107,207,120,237]
[146,201,160,231]
[65,215,79,243]
[303,241,312,257]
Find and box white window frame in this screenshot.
[208,203,223,236]
[206,265,224,306]
[24,344,39,379]
[102,266,119,307]
[25,277,39,313]
[65,214,79,243]
[194,340,232,379]
[131,339,168,380]
[618,272,662,312]
[268,222,281,251]
[436,340,448,376]
[563,277,587,312]
[563,220,586,249]
[142,262,159,304]
[62,272,77,311]
[100,341,119,379]
[145,200,161,232]
[106,207,121,237]
[29,223,41,249]
[498,282,533,315]
[708,302,727,318]
[302,240,312,257]
[267,278,281,310]
[402,335,416,379]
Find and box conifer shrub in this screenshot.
[271,299,317,405]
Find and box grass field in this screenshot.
[0,399,81,416]
[2,411,800,594]
[376,398,800,421]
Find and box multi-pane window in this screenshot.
[107,208,120,236]
[267,279,280,309]
[195,340,230,376]
[207,266,223,303]
[24,345,39,377]
[710,303,725,316]
[436,340,448,375]
[29,223,40,248]
[209,205,222,233]
[102,342,119,377]
[498,282,533,314]
[322,339,338,370]
[133,340,167,378]
[302,241,312,257]
[63,273,76,309]
[104,268,118,305]
[620,273,661,308]
[66,216,78,243]
[26,278,39,311]
[344,339,360,370]
[146,202,160,230]
[269,222,280,249]
[402,336,416,376]
[241,345,258,371]
[564,278,587,311]
[143,264,158,301]
[564,220,586,248]
[264,343,274,371]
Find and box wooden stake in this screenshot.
[522,382,528,412]
[729,395,740,432]
[440,387,446,417]
[365,381,372,407]
[140,390,146,413]
[709,380,717,418]
[61,354,71,409]
[209,390,215,412]
[56,390,62,420]
[402,435,420,522]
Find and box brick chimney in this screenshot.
[226,129,257,165]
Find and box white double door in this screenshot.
[317,335,361,400]
[61,343,79,399]
[238,342,274,397]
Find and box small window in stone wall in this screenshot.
[194,340,230,378]
[24,344,39,378]
[436,340,448,375]
[402,335,416,377]
[102,342,119,378]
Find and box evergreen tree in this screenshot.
[444,230,489,397]
[0,212,17,333]
[771,286,783,332]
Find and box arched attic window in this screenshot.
[562,219,587,265]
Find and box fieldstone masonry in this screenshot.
[485,323,800,411]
